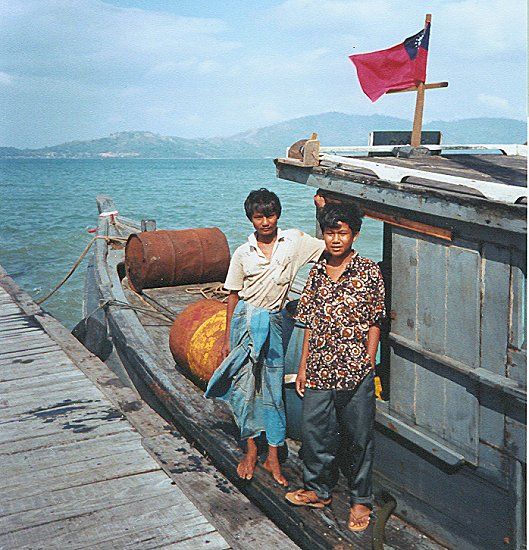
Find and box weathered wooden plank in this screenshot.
[97,527,229,550]
[479,386,506,449]
[0,413,131,456]
[481,243,510,375]
[0,348,67,369]
[0,378,102,417]
[445,241,480,367]
[0,429,142,477]
[414,358,447,439]
[442,370,478,461]
[509,247,526,351]
[414,238,448,439]
[391,228,418,342]
[1,450,159,507]
[0,344,60,361]
[1,455,164,516]
[0,401,125,445]
[0,333,57,354]
[0,486,216,549]
[0,369,87,398]
[417,236,447,354]
[505,401,526,463]
[0,327,41,338]
[0,355,73,383]
[389,348,416,422]
[0,472,179,534]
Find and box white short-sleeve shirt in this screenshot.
[224,228,325,311]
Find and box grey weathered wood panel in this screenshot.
[389,228,418,422]
[442,370,478,459]
[481,243,510,375]
[445,241,480,368]
[389,348,416,422]
[415,237,448,439]
[417,236,447,354]
[509,247,526,351]
[414,358,447,441]
[391,228,418,342]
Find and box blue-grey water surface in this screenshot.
[1,159,382,328]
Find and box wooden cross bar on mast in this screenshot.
[386,14,448,147]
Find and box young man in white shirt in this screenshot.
[206,188,324,486]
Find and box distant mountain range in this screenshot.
[1,113,526,159]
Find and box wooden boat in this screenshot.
[75,194,442,550]
[77,136,526,549]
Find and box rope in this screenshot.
[36,235,127,305]
[184,283,229,302]
[107,298,174,325]
[126,289,176,323]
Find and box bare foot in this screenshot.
[237,438,258,480]
[263,445,289,487]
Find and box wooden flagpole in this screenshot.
[410,14,431,147]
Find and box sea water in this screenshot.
[1,158,382,329]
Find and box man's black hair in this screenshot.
[317,203,363,234]
[244,188,282,220]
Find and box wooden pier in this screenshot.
[0,268,297,549]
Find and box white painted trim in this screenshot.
[320,153,527,204]
[320,144,528,157]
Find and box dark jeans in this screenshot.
[300,371,375,507]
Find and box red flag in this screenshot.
[350,23,430,102]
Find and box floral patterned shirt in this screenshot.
[295,251,386,390]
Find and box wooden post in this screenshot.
[410,14,431,147]
[411,82,426,147]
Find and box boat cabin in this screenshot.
[275,135,527,549]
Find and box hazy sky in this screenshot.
[1,0,526,147]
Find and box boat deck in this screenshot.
[0,269,295,549]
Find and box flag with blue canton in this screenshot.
[404,23,430,60]
[350,22,431,102]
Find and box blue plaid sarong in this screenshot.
[204,300,286,446]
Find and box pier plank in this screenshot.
[0,489,216,549]
[0,471,177,532]
[0,429,142,475]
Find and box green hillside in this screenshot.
[1,113,526,159]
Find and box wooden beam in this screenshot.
[386,81,448,94]
[363,208,453,241]
[410,81,426,147]
[316,190,453,241]
[410,14,432,148]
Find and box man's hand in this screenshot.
[295,368,307,397]
[313,194,326,209]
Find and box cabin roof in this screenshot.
[275,144,527,237]
[354,153,527,188]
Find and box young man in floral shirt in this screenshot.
[285,203,386,533]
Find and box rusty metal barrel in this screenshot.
[169,299,227,387]
[125,228,230,293]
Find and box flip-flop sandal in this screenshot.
[348,510,372,532]
[285,489,332,509]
